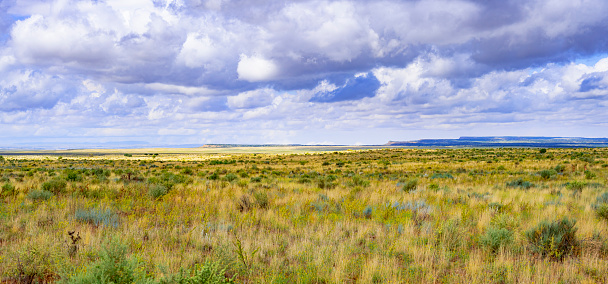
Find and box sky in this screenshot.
[1,0,608,147]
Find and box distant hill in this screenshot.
[385,136,608,148]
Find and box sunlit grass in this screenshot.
[0,148,607,283]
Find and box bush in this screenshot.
[565,181,586,194]
[402,179,418,192]
[75,208,120,228]
[62,239,151,284]
[149,184,168,199]
[162,262,235,284]
[41,179,67,194]
[481,227,513,253]
[1,182,16,197]
[539,169,557,180]
[254,192,269,209]
[224,173,238,182]
[28,189,53,201]
[5,243,60,283]
[554,165,566,173]
[592,192,608,222]
[506,178,534,190]
[525,217,578,260]
[149,172,188,189]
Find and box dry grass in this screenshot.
[0,148,607,283]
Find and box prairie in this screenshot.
[0,147,607,283]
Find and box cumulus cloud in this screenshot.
[1,0,608,146]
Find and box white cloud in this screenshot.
[237,54,279,82]
[227,88,277,109]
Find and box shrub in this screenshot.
[565,181,586,194]
[62,239,151,284]
[149,172,188,189]
[592,192,608,222]
[481,227,513,253]
[525,217,578,260]
[41,179,67,194]
[1,182,16,197]
[585,170,597,180]
[28,189,53,201]
[402,179,418,192]
[5,243,60,283]
[75,208,120,228]
[506,178,534,190]
[161,261,235,284]
[149,184,168,199]
[224,173,238,182]
[554,165,566,173]
[253,191,269,209]
[539,169,557,180]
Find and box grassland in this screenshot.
[1,147,607,283]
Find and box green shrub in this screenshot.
[62,239,151,284]
[480,227,513,253]
[75,208,120,228]
[5,243,60,283]
[592,192,608,222]
[585,170,597,180]
[402,179,418,192]
[28,189,53,201]
[506,178,534,190]
[539,169,557,180]
[253,191,269,209]
[224,173,238,182]
[149,184,168,199]
[41,179,67,194]
[149,172,188,189]
[554,165,566,173]
[1,182,16,197]
[565,181,586,194]
[161,261,235,284]
[525,217,578,260]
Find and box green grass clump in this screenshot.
[161,262,235,284]
[525,217,578,260]
[1,182,16,197]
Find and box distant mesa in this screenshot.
[385,136,608,148]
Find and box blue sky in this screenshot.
[1,0,607,147]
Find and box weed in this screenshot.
[28,189,54,201]
[401,179,418,192]
[481,226,513,253]
[75,208,120,228]
[506,178,534,190]
[149,184,169,199]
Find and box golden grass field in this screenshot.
[0,147,607,283]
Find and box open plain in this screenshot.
[1,147,607,283]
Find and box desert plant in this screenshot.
[28,189,54,201]
[75,208,120,228]
[592,192,608,222]
[253,191,269,209]
[149,184,168,199]
[1,182,16,197]
[61,239,151,284]
[480,226,513,253]
[41,179,67,194]
[402,179,418,192]
[539,169,557,180]
[525,217,578,260]
[161,261,235,284]
[506,178,534,190]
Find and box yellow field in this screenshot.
[0,147,607,283]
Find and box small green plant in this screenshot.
[539,169,557,180]
[162,262,235,284]
[1,182,16,197]
[592,192,608,222]
[28,189,53,201]
[525,217,578,260]
[232,236,259,271]
[565,181,586,195]
[480,226,513,253]
[41,179,67,194]
[253,191,269,209]
[506,178,534,190]
[539,148,547,154]
[224,173,239,182]
[62,239,151,284]
[124,153,133,157]
[75,208,120,228]
[585,170,597,180]
[149,184,168,199]
[402,179,418,192]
